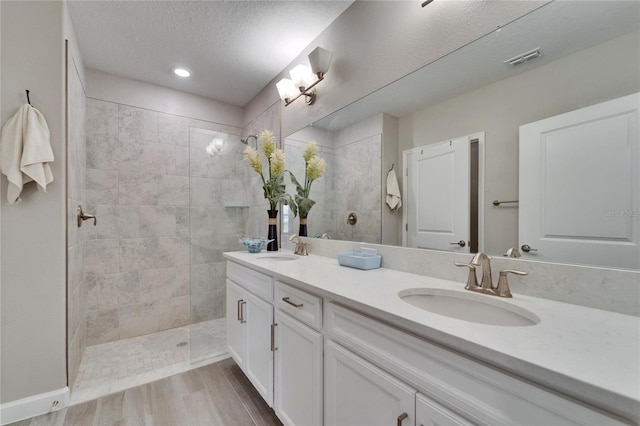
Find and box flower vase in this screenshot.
[267,209,278,251]
[299,217,308,237]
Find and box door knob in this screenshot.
[521,244,537,253]
[450,240,466,247]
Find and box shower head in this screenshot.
[240,135,258,147]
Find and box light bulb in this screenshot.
[276,78,297,101]
[289,64,314,91]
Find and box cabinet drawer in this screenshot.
[227,261,273,302]
[275,281,322,330]
[326,302,627,426]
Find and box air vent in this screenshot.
[504,48,542,67]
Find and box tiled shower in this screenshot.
[68,86,279,398]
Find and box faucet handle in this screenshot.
[495,269,528,298]
[454,262,479,290]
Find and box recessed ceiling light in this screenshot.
[173,67,191,78]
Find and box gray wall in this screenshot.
[242,1,547,135]
[1,0,67,404]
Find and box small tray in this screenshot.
[337,252,382,270]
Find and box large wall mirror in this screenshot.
[283,1,640,270]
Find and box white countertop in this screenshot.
[224,251,640,423]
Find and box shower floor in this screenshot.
[71,318,228,405]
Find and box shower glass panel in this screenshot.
[188,127,246,364]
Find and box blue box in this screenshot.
[337,252,382,270]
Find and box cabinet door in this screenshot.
[244,290,274,407]
[325,340,415,426]
[226,280,245,369]
[416,393,472,426]
[274,311,323,426]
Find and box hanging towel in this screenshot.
[385,168,402,211]
[1,103,54,204]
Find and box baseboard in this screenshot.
[0,386,69,425]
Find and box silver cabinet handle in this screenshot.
[521,244,537,252]
[237,299,244,321]
[450,240,466,247]
[270,323,278,351]
[239,300,247,323]
[397,413,408,426]
[282,297,303,308]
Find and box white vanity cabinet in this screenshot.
[325,340,416,426]
[225,256,633,426]
[273,281,323,426]
[225,263,274,406]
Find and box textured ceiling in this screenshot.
[67,1,353,107]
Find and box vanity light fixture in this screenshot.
[276,46,333,106]
[173,67,191,78]
[504,48,542,67]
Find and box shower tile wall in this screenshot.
[67,52,88,387]
[84,98,241,345]
[334,134,382,243]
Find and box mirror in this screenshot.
[283,1,640,269]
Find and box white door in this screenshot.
[519,93,639,269]
[324,340,416,426]
[405,137,470,252]
[226,280,245,369]
[274,310,323,426]
[244,291,274,406]
[416,393,473,426]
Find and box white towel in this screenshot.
[386,168,402,211]
[1,104,54,204]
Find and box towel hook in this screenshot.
[389,163,394,172]
[25,90,32,106]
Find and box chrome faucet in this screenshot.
[455,252,527,298]
[503,247,521,258]
[289,234,310,256]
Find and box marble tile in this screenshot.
[118,302,159,339]
[87,98,118,137]
[95,271,140,310]
[189,177,218,207]
[157,296,191,330]
[158,175,189,206]
[190,263,226,294]
[158,237,190,267]
[190,206,246,238]
[86,169,118,204]
[190,235,241,265]
[85,239,120,275]
[86,308,120,346]
[118,105,157,142]
[94,204,140,239]
[68,243,84,294]
[68,285,83,340]
[176,207,190,237]
[158,113,190,146]
[118,172,158,205]
[72,319,227,405]
[139,267,189,303]
[119,238,159,272]
[139,141,177,175]
[175,146,190,176]
[87,135,141,173]
[190,291,224,323]
[139,206,177,238]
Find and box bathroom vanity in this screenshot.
[223,251,639,426]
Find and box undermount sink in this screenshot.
[398,288,540,327]
[255,253,299,261]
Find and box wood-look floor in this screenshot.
[11,358,282,426]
